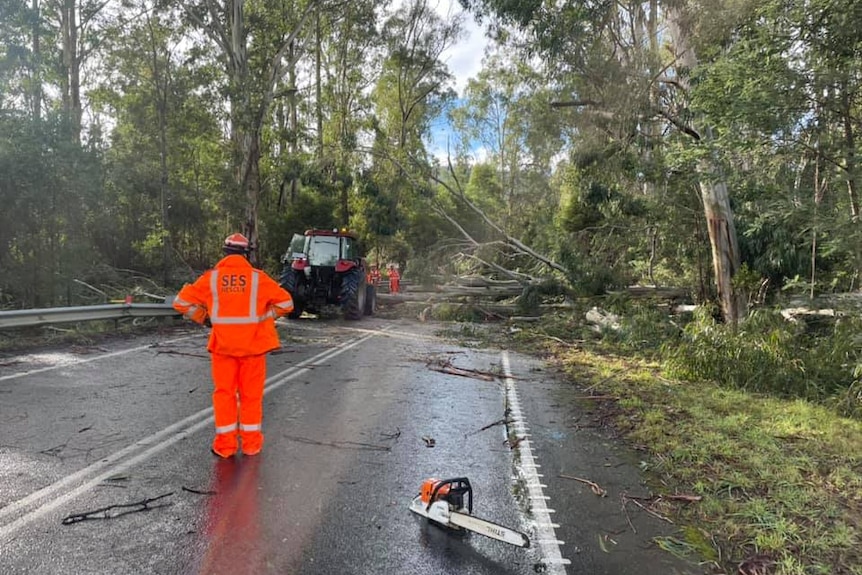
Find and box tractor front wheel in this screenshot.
[278,267,306,319]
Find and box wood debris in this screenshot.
[380,428,401,440]
[559,474,607,497]
[425,357,498,381]
[737,554,776,575]
[62,492,174,524]
[283,434,391,452]
[154,349,209,359]
[621,493,674,524]
[665,494,702,503]
[466,418,511,436]
[182,486,217,496]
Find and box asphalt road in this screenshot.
[0,317,706,575]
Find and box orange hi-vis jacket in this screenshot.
[173,255,294,356]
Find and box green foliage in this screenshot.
[0,113,104,307]
[662,308,861,405]
[556,245,630,296]
[599,305,684,358]
[259,188,339,271]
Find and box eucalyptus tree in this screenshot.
[793,0,862,287]
[0,0,42,120]
[368,0,462,260]
[34,0,112,141]
[311,0,386,223]
[0,0,107,307]
[460,0,751,323]
[91,0,234,278]
[448,50,562,249]
[375,0,461,152]
[180,0,319,261]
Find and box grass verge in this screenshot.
[536,339,861,574]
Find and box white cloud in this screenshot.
[391,0,488,96]
[433,1,487,95]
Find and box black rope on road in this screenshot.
[61,492,174,525]
[182,486,217,496]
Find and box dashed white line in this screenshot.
[502,350,569,573]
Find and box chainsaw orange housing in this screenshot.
[420,478,449,504]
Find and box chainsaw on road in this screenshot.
[409,477,530,548]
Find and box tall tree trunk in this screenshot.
[811,144,822,299]
[224,0,262,262]
[147,12,171,286]
[60,0,81,141]
[840,76,859,221]
[31,0,42,123]
[184,0,317,261]
[240,130,261,262]
[667,4,744,325]
[288,41,299,203]
[315,8,323,157]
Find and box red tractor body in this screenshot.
[279,229,376,320]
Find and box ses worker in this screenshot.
[173,233,294,457]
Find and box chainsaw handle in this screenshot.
[427,477,473,515]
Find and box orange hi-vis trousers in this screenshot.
[211,353,266,455]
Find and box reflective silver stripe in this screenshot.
[174,297,193,307]
[249,271,260,315]
[209,270,274,325]
[215,424,237,435]
[239,423,261,432]
[274,300,292,310]
[210,271,220,319]
[210,316,267,325]
[183,305,204,320]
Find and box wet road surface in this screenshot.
[0,317,705,574]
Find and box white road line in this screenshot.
[0,330,381,542]
[502,350,568,574]
[542,558,573,566]
[0,333,205,382]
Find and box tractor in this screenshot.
[278,228,377,320]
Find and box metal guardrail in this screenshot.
[0,303,180,329]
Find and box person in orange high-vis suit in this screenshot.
[173,233,294,458]
[387,264,401,295]
[367,264,381,287]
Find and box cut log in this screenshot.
[586,307,621,331]
[780,308,837,321]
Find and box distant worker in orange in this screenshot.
[173,233,294,458]
[388,264,401,295]
[369,264,381,287]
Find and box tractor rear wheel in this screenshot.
[340,268,366,320]
[278,268,305,319]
